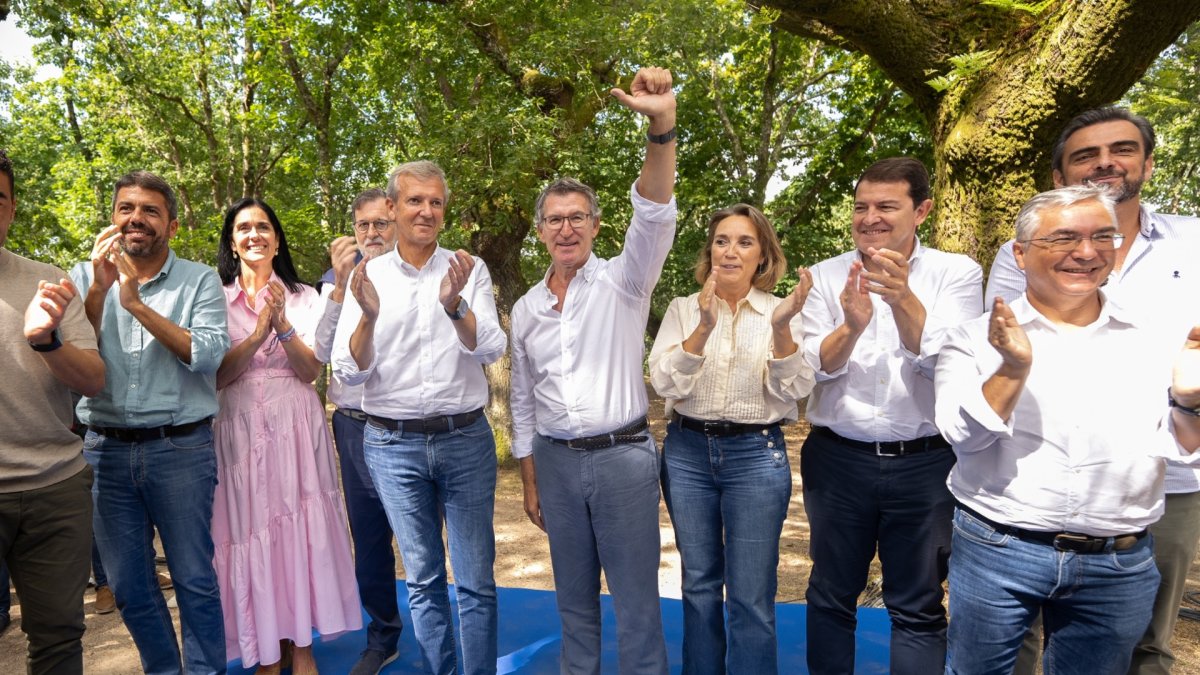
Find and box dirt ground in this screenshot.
[2,394,1198,673]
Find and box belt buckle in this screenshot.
[702,421,720,435]
[875,440,902,457]
[1053,533,1099,553]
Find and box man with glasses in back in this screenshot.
[333,161,506,675]
[936,185,1200,674]
[987,107,1200,675]
[313,187,404,675]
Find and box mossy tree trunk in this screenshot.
[763,0,1200,267]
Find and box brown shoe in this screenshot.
[95,585,116,614]
[157,572,173,590]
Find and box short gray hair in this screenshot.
[350,188,387,218]
[534,177,601,227]
[387,161,449,202]
[1014,185,1117,242]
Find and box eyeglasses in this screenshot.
[352,219,394,234]
[1022,232,1125,252]
[540,213,593,231]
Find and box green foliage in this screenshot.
[1125,23,1200,216]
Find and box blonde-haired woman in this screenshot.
[649,203,815,674]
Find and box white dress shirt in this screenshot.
[509,183,676,459]
[985,207,1200,492]
[313,284,362,410]
[800,241,983,442]
[332,246,506,419]
[935,294,1199,536]
[648,287,815,423]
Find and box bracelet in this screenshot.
[276,326,297,343]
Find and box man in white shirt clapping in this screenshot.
[935,185,1200,675]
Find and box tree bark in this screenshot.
[761,0,1200,266]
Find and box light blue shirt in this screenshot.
[71,250,230,428]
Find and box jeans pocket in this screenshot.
[1110,537,1155,571]
[82,430,103,452]
[953,508,1011,547]
[450,416,492,439]
[363,421,392,448]
[761,429,788,469]
[165,424,213,451]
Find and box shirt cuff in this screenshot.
[671,348,705,375]
[961,381,1015,436]
[629,181,677,219]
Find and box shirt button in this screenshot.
[130,384,137,389]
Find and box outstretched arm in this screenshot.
[612,67,676,204]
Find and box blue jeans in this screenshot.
[532,434,667,675]
[661,421,790,675]
[801,431,955,675]
[947,508,1159,675]
[363,415,497,675]
[332,409,403,655]
[84,426,226,675]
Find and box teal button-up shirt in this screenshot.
[71,250,230,428]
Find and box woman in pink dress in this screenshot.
[212,198,361,674]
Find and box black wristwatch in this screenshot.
[1168,388,1200,417]
[445,297,470,321]
[647,127,677,144]
[29,329,63,353]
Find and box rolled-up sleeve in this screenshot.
[933,322,1014,454]
[459,258,506,365]
[914,258,983,377]
[313,285,342,364]
[766,314,816,402]
[331,270,375,386]
[185,270,230,374]
[509,303,536,459]
[609,182,677,300]
[648,297,705,400]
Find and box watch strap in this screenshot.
[446,297,470,321]
[29,329,63,353]
[1168,387,1200,417]
[647,127,677,144]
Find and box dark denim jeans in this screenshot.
[661,421,790,675]
[801,430,956,675]
[84,426,226,675]
[331,409,403,656]
[363,415,497,675]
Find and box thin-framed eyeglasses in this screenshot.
[540,213,593,231]
[353,219,394,234]
[1022,232,1125,252]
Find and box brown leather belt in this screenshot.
[546,417,650,451]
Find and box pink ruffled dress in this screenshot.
[212,278,362,666]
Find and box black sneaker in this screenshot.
[347,648,398,675]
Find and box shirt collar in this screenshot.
[1011,290,1138,332]
[147,249,177,284]
[743,287,772,315]
[539,252,599,297]
[224,268,282,306]
[1138,205,1165,241]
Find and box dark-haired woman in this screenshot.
[211,198,360,674]
[648,204,816,675]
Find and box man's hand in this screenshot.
[89,224,123,292]
[772,267,813,329]
[24,278,79,343]
[610,67,676,129]
[862,248,916,307]
[110,249,143,311]
[518,456,545,532]
[439,250,475,313]
[350,259,380,321]
[840,261,873,334]
[987,297,1032,371]
[330,236,357,289]
[1172,324,1200,408]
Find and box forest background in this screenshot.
[1,0,1198,450]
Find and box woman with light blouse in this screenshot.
[649,203,816,675]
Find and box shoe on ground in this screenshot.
[95,586,116,615]
[154,554,167,565]
[157,572,172,590]
[348,648,398,675]
[0,613,10,636]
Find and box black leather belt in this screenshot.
[335,408,368,422]
[958,503,1145,553]
[88,417,212,443]
[811,425,950,457]
[547,417,650,451]
[367,408,483,434]
[673,412,777,437]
